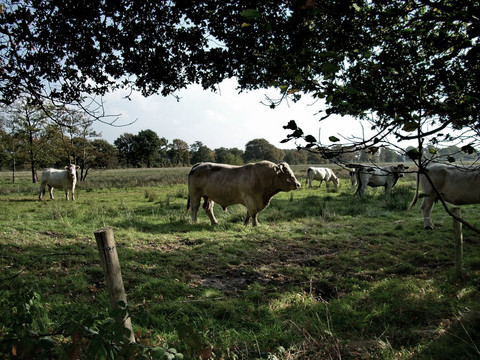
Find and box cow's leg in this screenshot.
[384,184,392,197]
[244,212,251,225]
[190,194,202,223]
[39,182,46,200]
[308,177,313,188]
[71,188,75,201]
[244,199,260,226]
[358,184,366,197]
[65,189,69,200]
[326,180,330,189]
[420,197,434,230]
[203,197,218,225]
[252,213,259,226]
[48,185,54,200]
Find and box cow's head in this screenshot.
[276,162,301,190]
[392,164,409,177]
[65,164,79,180]
[331,174,339,186]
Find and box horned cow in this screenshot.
[186,161,301,226]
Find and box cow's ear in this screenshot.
[64,166,68,170]
[76,165,80,169]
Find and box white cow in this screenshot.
[355,164,409,197]
[306,167,339,188]
[409,163,480,229]
[39,164,79,201]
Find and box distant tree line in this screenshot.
[2,101,475,183]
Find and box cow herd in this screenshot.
[37,161,480,230]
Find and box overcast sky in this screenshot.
[93,78,370,150]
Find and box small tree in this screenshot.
[168,139,191,167]
[132,129,161,168]
[243,139,284,163]
[114,133,136,168]
[190,141,215,164]
[214,147,244,165]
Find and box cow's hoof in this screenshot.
[424,226,434,231]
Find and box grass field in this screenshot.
[1,166,479,359]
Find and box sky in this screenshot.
[93,78,371,151]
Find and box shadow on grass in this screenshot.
[2,230,479,359]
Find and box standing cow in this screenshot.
[409,163,480,230]
[186,161,301,226]
[38,164,79,201]
[355,164,409,197]
[306,167,339,188]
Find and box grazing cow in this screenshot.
[409,163,480,230]
[355,164,409,197]
[186,161,301,226]
[306,167,339,188]
[39,164,79,201]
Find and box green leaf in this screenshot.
[406,148,420,160]
[329,136,340,142]
[447,156,456,162]
[304,135,317,143]
[240,9,261,19]
[283,120,297,130]
[461,144,475,154]
[402,121,418,132]
[321,62,340,74]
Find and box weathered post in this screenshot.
[452,207,463,278]
[94,227,135,343]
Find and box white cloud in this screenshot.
[93,78,368,150]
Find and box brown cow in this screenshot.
[186,161,301,226]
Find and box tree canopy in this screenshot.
[1,0,479,157]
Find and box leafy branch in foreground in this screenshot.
[0,288,183,360]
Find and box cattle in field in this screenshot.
[409,163,480,230]
[355,164,409,197]
[38,164,79,201]
[186,161,301,226]
[306,167,339,189]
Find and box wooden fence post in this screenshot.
[94,227,135,343]
[452,207,463,278]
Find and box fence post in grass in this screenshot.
[452,207,463,278]
[94,227,135,343]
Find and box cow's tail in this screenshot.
[408,171,420,210]
[186,195,191,215]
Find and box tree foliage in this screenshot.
[2,0,478,157]
[244,138,284,163]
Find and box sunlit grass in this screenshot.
[1,168,479,359]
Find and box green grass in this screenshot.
[1,167,479,359]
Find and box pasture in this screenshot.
[1,166,479,359]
